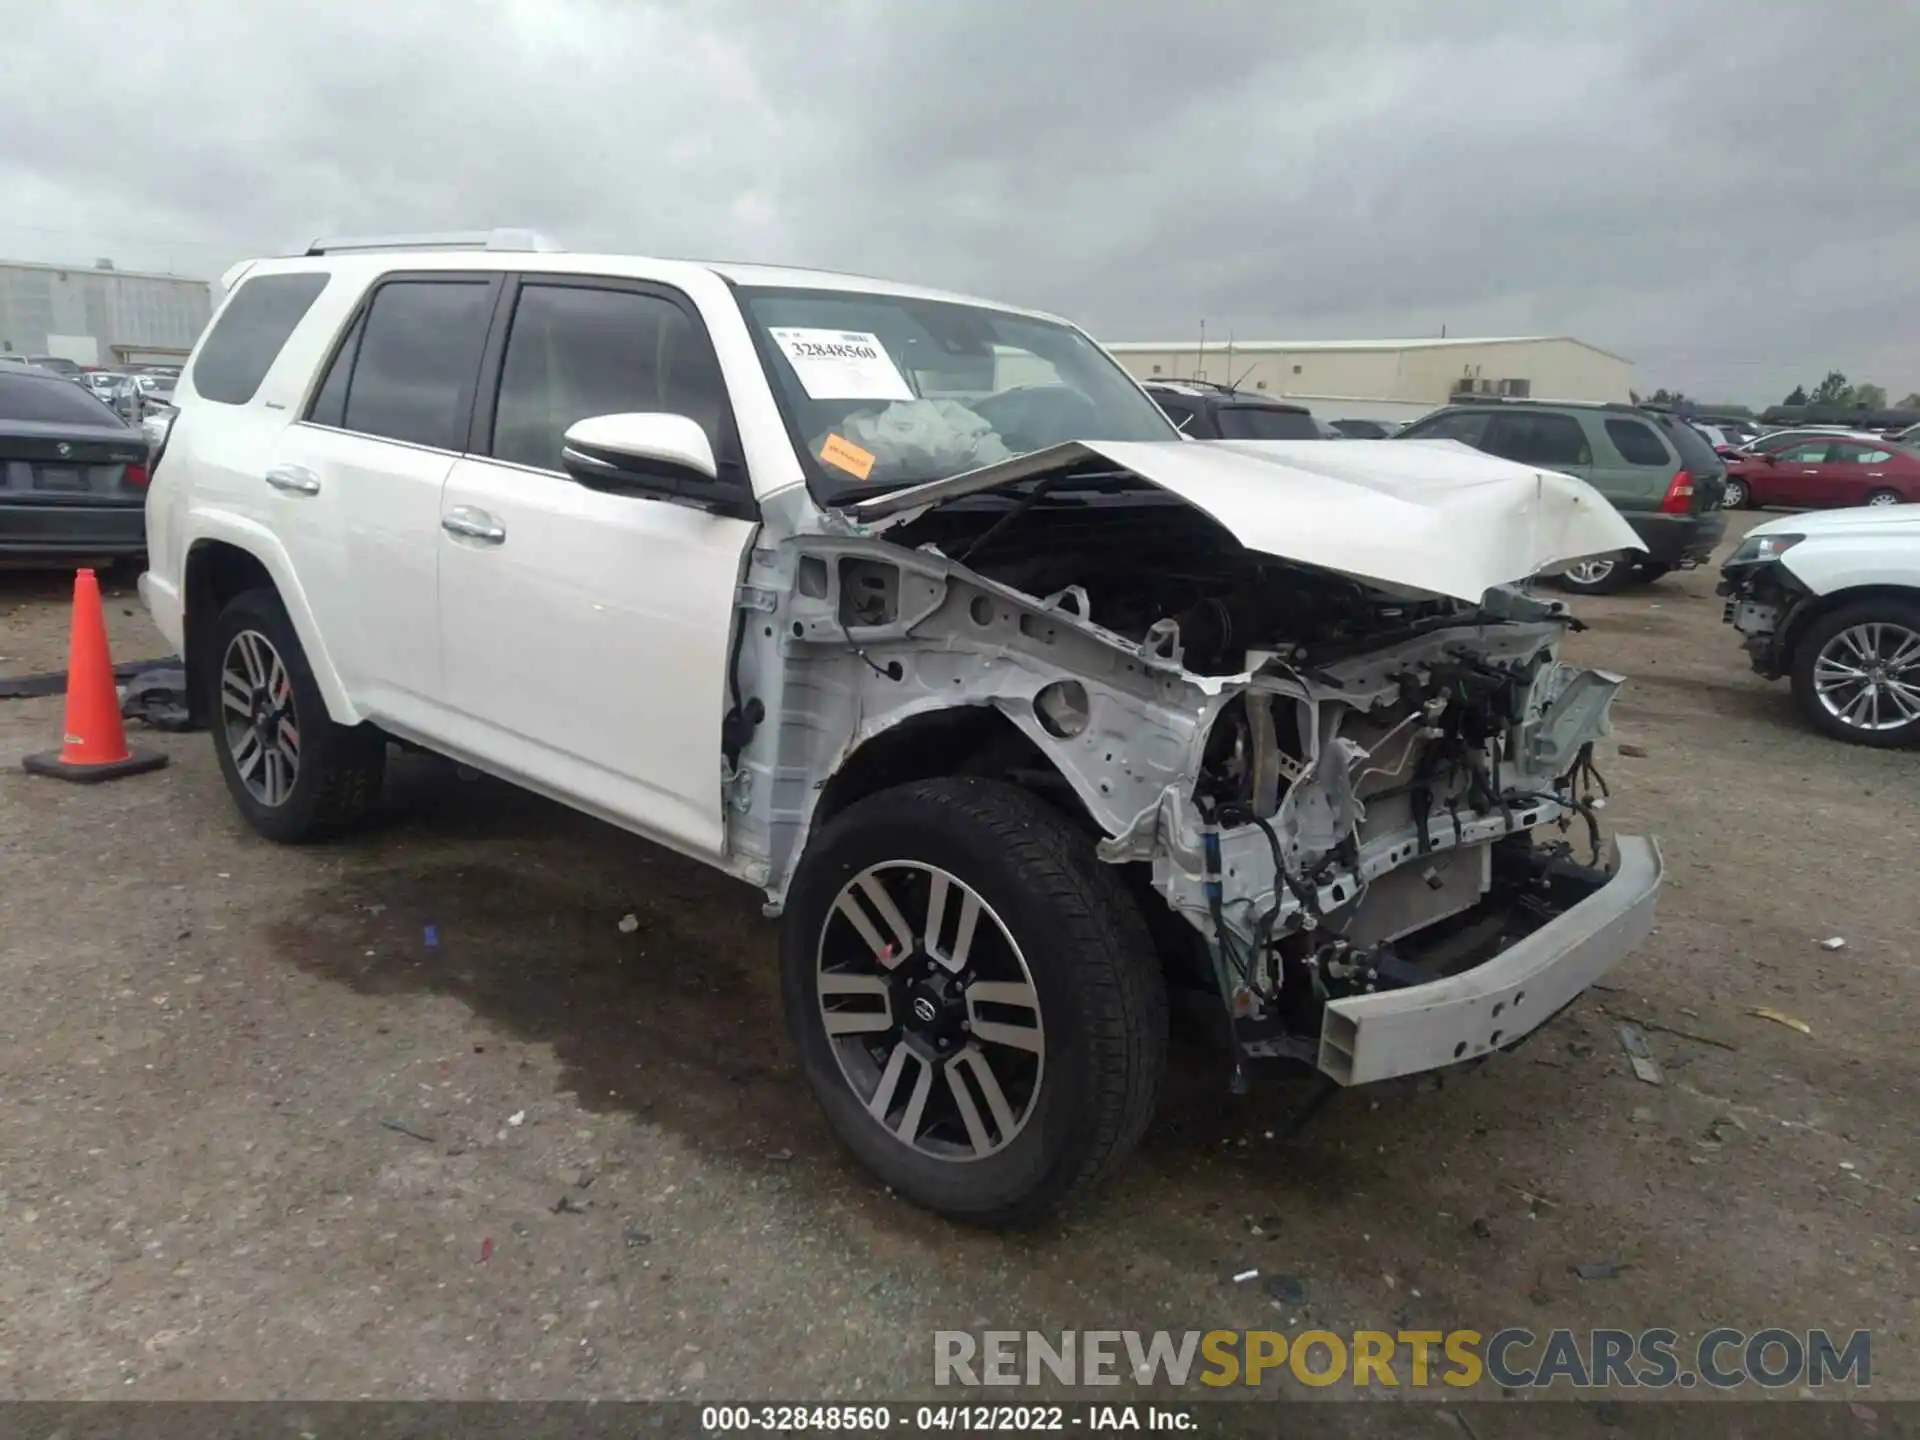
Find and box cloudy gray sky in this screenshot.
[6,0,1915,405]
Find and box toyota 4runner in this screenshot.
[141,231,1663,1223]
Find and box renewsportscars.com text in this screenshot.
[934,1328,1870,1391]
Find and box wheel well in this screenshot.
[1782,584,1920,664]
[183,542,277,725]
[813,706,1096,837]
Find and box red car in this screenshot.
[1722,438,1920,510]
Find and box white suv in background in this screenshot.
[143,230,1660,1223]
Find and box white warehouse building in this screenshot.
[1104,336,1636,424]
[0,259,213,369]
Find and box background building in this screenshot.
[0,258,213,368]
[1105,336,1635,423]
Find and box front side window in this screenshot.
[490,283,729,471]
[1482,412,1592,468]
[1399,410,1492,447]
[1214,405,1322,441]
[738,286,1176,499]
[339,279,495,450]
[191,272,330,405]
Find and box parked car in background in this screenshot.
[25,355,87,380]
[1691,423,1751,456]
[0,366,149,563]
[1141,379,1324,439]
[1719,506,1920,746]
[1722,438,1920,510]
[1743,427,1883,455]
[1394,398,1726,593]
[1329,417,1401,438]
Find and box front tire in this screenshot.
[1790,598,1920,747]
[209,587,386,841]
[781,777,1168,1225]
[1551,554,1635,595]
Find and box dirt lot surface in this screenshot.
[1,519,1914,1425]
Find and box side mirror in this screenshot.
[1761,452,1779,464]
[562,413,718,491]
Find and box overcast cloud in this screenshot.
[5,0,1915,404]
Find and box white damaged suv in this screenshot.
[142,232,1662,1223]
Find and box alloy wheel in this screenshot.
[1812,622,1920,731]
[1723,478,1747,508]
[1564,558,1616,586]
[816,862,1045,1161]
[1866,491,1900,507]
[219,629,301,806]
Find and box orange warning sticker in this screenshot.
[819,433,876,481]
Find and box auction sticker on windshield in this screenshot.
[770,328,913,401]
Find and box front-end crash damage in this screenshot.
[735,438,1662,1090]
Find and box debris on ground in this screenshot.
[1230,1268,1259,1284]
[1699,1115,1745,1149]
[507,1110,526,1127]
[1605,1008,1738,1052]
[617,913,641,934]
[623,1225,652,1249]
[478,1236,493,1264]
[767,1148,795,1163]
[424,925,439,949]
[1574,1260,1623,1281]
[1817,936,1847,951]
[1265,1274,1307,1304]
[553,1194,586,1215]
[1617,1023,1664,1085]
[0,654,177,701]
[1617,742,1649,758]
[378,1118,436,1144]
[1471,1218,1493,1240]
[119,664,197,731]
[1748,1006,1813,1035]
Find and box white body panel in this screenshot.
[1749,504,1920,596]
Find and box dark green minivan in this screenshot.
[1396,399,1727,593]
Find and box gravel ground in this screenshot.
[0,519,1914,1418]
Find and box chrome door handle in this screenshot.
[264,464,321,495]
[441,507,506,544]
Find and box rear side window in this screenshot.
[1605,418,1672,466]
[1399,410,1491,446]
[0,373,128,427]
[488,282,730,471]
[1215,405,1321,440]
[340,280,495,450]
[1483,412,1592,467]
[1833,444,1893,464]
[191,273,330,405]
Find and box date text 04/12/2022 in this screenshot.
[699,1404,1195,1431]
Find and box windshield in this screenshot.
[1217,405,1323,441]
[738,286,1176,499]
[0,373,128,427]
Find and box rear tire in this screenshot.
[781,777,1168,1226]
[1721,476,1749,509]
[209,588,385,841]
[1865,489,1902,508]
[1551,555,1635,595]
[1789,597,1920,748]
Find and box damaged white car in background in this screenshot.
[146,248,1662,1226]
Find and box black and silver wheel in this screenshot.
[1791,598,1920,748]
[1865,489,1902,508]
[1552,554,1634,595]
[1722,475,1749,509]
[209,588,386,840]
[782,777,1167,1225]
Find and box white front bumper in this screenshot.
[1317,835,1663,1085]
[137,570,184,654]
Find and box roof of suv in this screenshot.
[1437,396,1640,414]
[236,244,1069,327]
[1142,379,1310,411]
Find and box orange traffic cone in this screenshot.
[22,568,168,784]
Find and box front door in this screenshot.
[435,275,757,861]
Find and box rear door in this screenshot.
[272,272,500,728]
[1762,440,1834,506]
[1478,411,1594,485]
[435,273,758,861]
[1595,415,1678,514]
[1821,442,1894,505]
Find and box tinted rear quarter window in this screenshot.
[1483,412,1592,467]
[1215,405,1321,441]
[340,279,495,450]
[191,272,330,405]
[1605,418,1672,466]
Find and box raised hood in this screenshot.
[851,438,1643,603]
